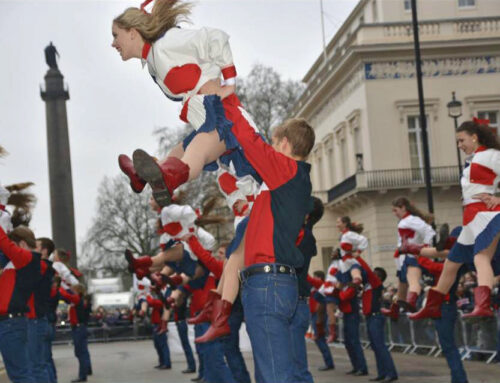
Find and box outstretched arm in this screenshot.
[0,227,32,269]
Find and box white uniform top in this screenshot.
[133,274,151,301]
[216,165,259,229]
[142,27,236,103]
[159,204,216,261]
[339,230,368,257]
[320,260,340,296]
[52,261,79,290]
[461,147,500,205]
[396,214,435,265]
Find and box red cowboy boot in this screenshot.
[165,274,184,287]
[462,286,494,319]
[133,150,190,207]
[326,325,336,343]
[135,267,150,280]
[156,320,168,334]
[118,154,147,193]
[409,289,445,320]
[406,292,419,313]
[124,249,152,272]
[381,302,400,320]
[187,291,220,325]
[195,300,232,343]
[399,237,424,256]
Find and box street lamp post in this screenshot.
[447,91,463,178]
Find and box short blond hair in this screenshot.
[272,118,315,159]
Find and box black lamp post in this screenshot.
[447,91,463,178]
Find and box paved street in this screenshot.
[1,339,497,383]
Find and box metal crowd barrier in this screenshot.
[53,321,153,345]
[336,311,499,364]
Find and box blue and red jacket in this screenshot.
[297,222,317,297]
[58,288,90,326]
[354,255,383,315]
[0,227,45,316]
[27,259,55,319]
[225,95,312,267]
[146,295,164,325]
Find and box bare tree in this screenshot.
[80,175,158,275]
[237,63,305,141]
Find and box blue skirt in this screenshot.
[181,94,261,181]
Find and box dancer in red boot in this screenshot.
[112,0,260,207]
[382,197,434,318]
[411,120,500,320]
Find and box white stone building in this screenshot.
[291,0,500,282]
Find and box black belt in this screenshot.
[240,263,295,280]
[0,312,25,322]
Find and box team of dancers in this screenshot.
[0,1,499,383]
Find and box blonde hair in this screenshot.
[113,0,192,43]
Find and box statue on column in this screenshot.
[44,42,59,70]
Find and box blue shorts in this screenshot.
[181,95,261,181]
[166,250,197,277]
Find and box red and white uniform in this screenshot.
[394,213,435,272]
[339,230,368,257]
[133,274,151,302]
[142,26,236,120]
[159,203,216,260]
[458,146,500,247]
[216,167,259,228]
[320,260,340,297]
[52,261,79,290]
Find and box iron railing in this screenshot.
[327,166,460,202]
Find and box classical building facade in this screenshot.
[291,0,500,282]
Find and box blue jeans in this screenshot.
[45,322,57,383]
[27,318,50,383]
[71,325,91,380]
[366,314,397,379]
[290,300,314,383]
[194,323,207,379]
[434,304,468,383]
[223,300,251,383]
[343,312,368,373]
[311,312,334,368]
[153,325,171,367]
[241,267,298,383]
[0,316,34,383]
[176,320,196,370]
[196,322,235,383]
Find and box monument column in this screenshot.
[40,42,77,268]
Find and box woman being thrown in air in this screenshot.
[112,0,260,207]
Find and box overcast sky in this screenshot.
[0,0,358,250]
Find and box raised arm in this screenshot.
[229,111,298,190]
[58,288,80,305]
[187,235,223,279]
